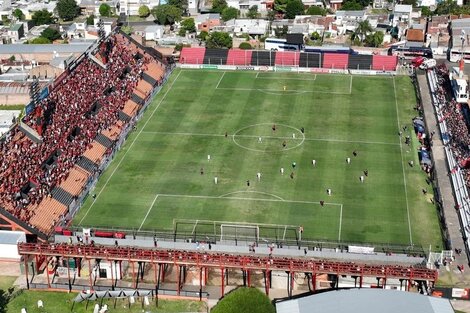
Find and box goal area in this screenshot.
[173,219,299,244]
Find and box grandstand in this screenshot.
[180,48,398,71]
[0,31,170,240]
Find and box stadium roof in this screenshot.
[0,230,25,245]
[275,289,454,313]
[0,43,92,54]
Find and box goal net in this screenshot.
[220,224,259,242]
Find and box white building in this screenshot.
[144,24,164,40]
[118,0,159,15]
[393,4,413,25]
[226,0,268,12]
[0,230,26,260]
[222,18,268,35]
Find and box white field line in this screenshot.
[77,70,183,225]
[138,194,159,231]
[140,130,399,146]
[215,86,351,95]
[255,75,317,81]
[215,71,226,89]
[393,77,413,246]
[192,219,199,235]
[157,193,343,206]
[338,204,343,241]
[218,190,285,200]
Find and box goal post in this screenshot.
[220,224,259,243]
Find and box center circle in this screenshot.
[232,123,305,152]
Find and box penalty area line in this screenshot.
[138,194,159,231]
[215,71,226,89]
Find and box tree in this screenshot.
[306,5,325,15]
[211,0,227,13]
[29,37,52,44]
[364,31,383,47]
[401,0,417,6]
[239,42,252,49]
[285,0,304,19]
[0,289,8,313]
[221,7,239,21]
[99,3,112,17]
[353,20,372,42]
[211,288,275,313]
[138,5,150,17]
[168,0,188,10]
[435,0,459,15]
[310,31,321,40]
[12,8,25,21]
[197,30,208,40]
[152,4,182,24]
[121,25,133,34]
[180,17,196,32]
[31,9,55,25]
[420,6,433,16]
[341,0,364,10]
[206,31,232,48]
[247,5,259,18]
[274,0,289,13]
[56,0,79,21]
[41,27,61,41]
[267,9,276,21]
[274,25,288,38]
[86,14,95,25]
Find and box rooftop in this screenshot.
[0,43,92,54]
[0,230,25,245]
[275,289,454,313]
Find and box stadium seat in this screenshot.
[299,52,321,68]
[348,54,373,70]
[251,50,275,66]
[372,55,398,71]
[180,47,206,64]
[203,49,229,65]
[322,53,349,69]
[226,49,252,66]
[274,51,300,66]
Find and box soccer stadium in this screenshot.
[1,28,462,312]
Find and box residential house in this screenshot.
[188,0,200,14]
[450,18,470,61]
[325,0,343,11]
[392,5,412,26]
[144,25,164,41]
[292,15,335,37]
[117,0,157,15]
[427,15,449,56]
[226,0,268,13]
[406,28,424,43]
[334,10,367,35]
[220,18,268,36]
[195,13,221,33]
[8,23,23,43]
[302,0,323,7]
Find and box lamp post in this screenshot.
[460,29,466,62]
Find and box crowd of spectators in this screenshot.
[0,33,162,226]
[434,64,470,186]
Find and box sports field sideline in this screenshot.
[74,69,443,248]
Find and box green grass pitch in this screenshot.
[74,69,443,248]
